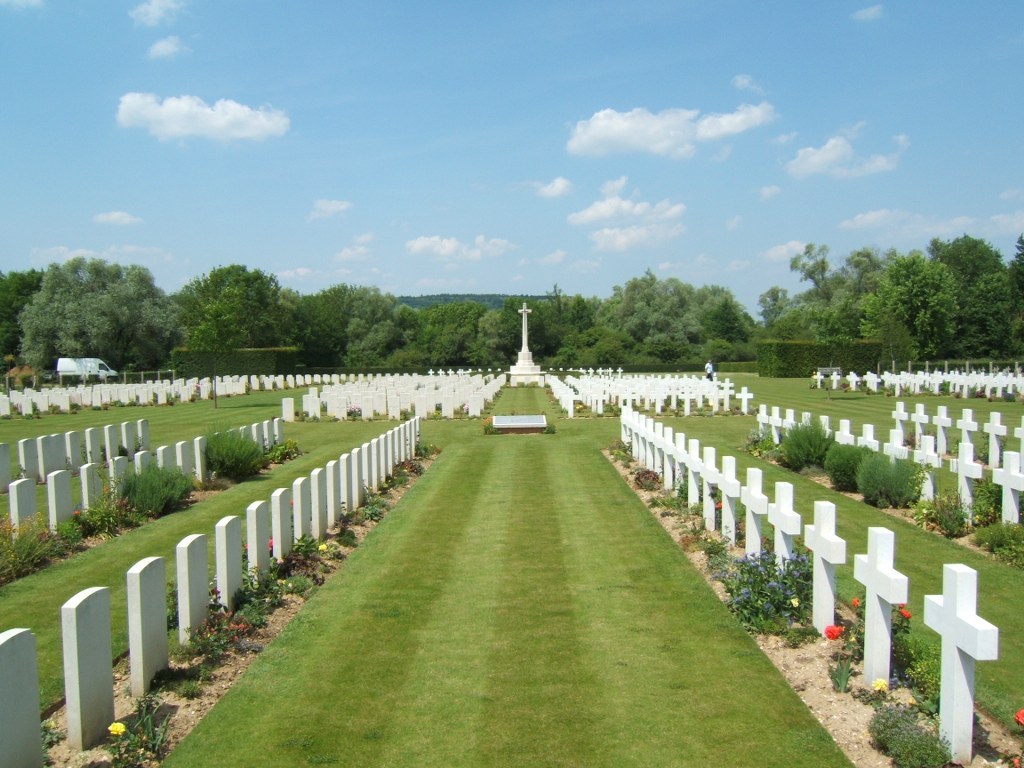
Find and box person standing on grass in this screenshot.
[705,360,714,380]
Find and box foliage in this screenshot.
[867,704,950,768]
[0,518,66,586]
[857,455,921,508]
[265,439,302,464]
[824,443,871,492]
[743,428,779,461]
[185,610,259,665]
[608,439,634,466]
[717,550,813,633]
[631,467,662,491]
[19,257,180,372]
[779,421,834,472]
[360,490,391,522]
[76,493,145,537]
[756,340,883,378]
[973,523,1024,568]
[206,430,266,481]
[0,268,42,358]
[913,492,969,538]
[971,478,1002,527]
[106,694,172,768]
[117,464,193,517]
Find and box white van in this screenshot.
[56,357,118,381]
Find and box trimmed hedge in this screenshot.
[170,347,301,378]
[757,340,883,378]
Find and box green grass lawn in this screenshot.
[166,387,851,768]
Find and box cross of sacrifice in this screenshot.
[736,386,754,415]
[924,564,999,766]
[950,441,985,513]
[910,403,931,448]
[992,450,1024,524]
[518,301,531,351]
[685,439,704,507]
[933,406,953,456]
[718,455,742,546]
[701,446,720,532]
[804,500,847,634]
[854,527,909,685]
[891,401,910,445]
[912,435,942,501]
[740,466,769,556]
[982,411,1007,469]
[767,481,802,566]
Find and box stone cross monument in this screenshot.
[509,301,543,385]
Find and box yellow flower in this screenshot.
[790,597,800,607]
[318,543,328,552]
[108,722,127,737]
[872,679,889,693]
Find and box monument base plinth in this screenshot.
[509,364,544,386]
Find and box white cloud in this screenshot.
[990,210,1024,233]
[405,234,513,262]
[787,133,907,178]
[590,223,685,251]
[116,92,290,141]
[852,4,884,22]
[762,240,806,263]
[839,208,909,229]
[839,208,978,241]
[93,211,143,226]
[773,132,798,145]
[278,267,316,280]
[130,0,184,26]
[537,176,573,198]
[307,199,351,221]
[335,232,374,262]
[567,102,775,158]
[759,185,782,200]
[30,244,170,268]
[731,74,764,95]
[148,35,185,59]
[999,188,1023,201]
[568,196,684,226]
[539,249,566,265]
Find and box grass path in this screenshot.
[166,389,851,767]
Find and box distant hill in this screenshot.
[396,294,548,311]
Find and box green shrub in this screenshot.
[868,704,949,768]
[973,522,1024,568]
[857,455,921,508]
[265,438,301,464]
[824,443,871,492]
[970,478,1001,527]
[77,494,144,538]
[718,550,813,633]
[779,421,834,472]
[206,430,266,481]
[118,465,193,517]
[0,518,61,586]
[913,493,969,538]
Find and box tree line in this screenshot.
[1,232,1022,376]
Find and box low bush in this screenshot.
[857,455,921,508]
[743,428,778,461]
[77,494,144,538]
[206,430,265,481]
[779,421,834,472]
[868,704,949,768]
[631,467,662,491]
[718,550,812,634]
[973,522,1024,568]
[913,493,969,538]
[0,518,62,586]
[970,478,1001,527]
[118,465,193,517]
[265,438,301,464]
[824,443,871,492]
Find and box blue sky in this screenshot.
[1,1,1022,314]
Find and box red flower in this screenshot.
[851,597,861,608]
[1015,707,1024,728]
[899,607,912,620]
[824,625,844,641]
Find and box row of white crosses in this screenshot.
[757,402,1024,524]
[621,408,1001,766]
[569,373,756,416]
[812,368,1024,400]
[0,416,421,765]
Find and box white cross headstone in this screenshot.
[910,404,930,448]
[702,447,719,531]
[804,500,847,634]
[767,481,801,566]
[934,406,953,456]
[853,527,909,686]
[891,401,910,445]
[856,423,879,452]
[883,429,909,461]
[912,435,942,501]
[740,467,769,556]
[983,412,1007,469]
[923,564,999,766]
[956,408,979,448]
[950,441,984,514]
[737,386,754,415]
[768,406,784,444]
[686,439,703,507]
[718,456,742,546]
[835,419,856,446]
[992,450,1024,524]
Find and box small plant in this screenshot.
[118,464,193,518]
[970,478,1002,527]
[361,490,391,522]
[743,428,778,460]
[824,443,871,493]
[824,624,854,692]
[0,518,64,586]
[265,439,302,464]
[913,492,969,538]
[106,694,172,768]
[779,421,834,472]
[857,455,921,508]
[867,703,950,768]
[973,522,1024,568]
[608,439,634,466]
[631,467,662,491]
[717,550,813,634]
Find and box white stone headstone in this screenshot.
[246,500,271,574]
[61,586,114,750]
[804,501,847,633]
[126,556,168,697]
[767,481,801,565]
[215,516,243,611]
[740,467,769,556]
[0,628,43,767]
[175,534,208,645]
[992,450,1024,524]
[853,527,909,685]
[271,487,293,559]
